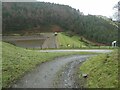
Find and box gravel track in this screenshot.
[12,55,93,88]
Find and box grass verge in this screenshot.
[79,50,118,88]
[2,42,97,88]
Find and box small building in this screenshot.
[112,41,117,47]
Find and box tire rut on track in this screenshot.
[12,55,94,88]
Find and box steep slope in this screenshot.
[2,2,118,45]
[57,33,87,48]
[79,51,118,88]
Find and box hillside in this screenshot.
[2,2,118,45]
[3,32,111,49]
[57,33,87,48]
[2,41,97,87]
[79,51,118,88]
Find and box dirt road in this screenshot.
[39,49,112,53]
[12,55,94,88]
[12,50,112,88]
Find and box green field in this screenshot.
[2,42,97,88]
[79,51,118,88]
[57,33,87,48]
[57,33,115,49]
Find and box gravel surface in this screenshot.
[12,55,93,88]
[39,49,112,53]
[53,59,86,88]
[12,50,112,88]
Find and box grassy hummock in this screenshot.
[79,50,118,88]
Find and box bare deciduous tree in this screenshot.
[113,1,120,21]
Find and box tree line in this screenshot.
[2,2,118,45]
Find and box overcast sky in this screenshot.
[37,0,119,18]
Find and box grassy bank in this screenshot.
[57,33,87,48]
[79,51,118,88]
[57,33,115,49]
[0,42,2,89]
[2,42,97,88]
